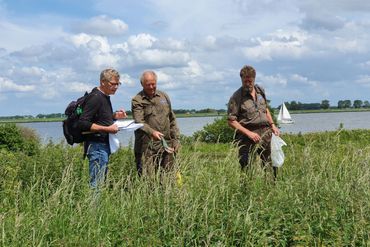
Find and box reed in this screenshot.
[0,130,369,246]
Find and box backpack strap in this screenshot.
[235,85,267,118]
[82,90,100,119]
[255,84,267,101]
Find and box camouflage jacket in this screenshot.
[131,90,180,153]
[227,84,270,129]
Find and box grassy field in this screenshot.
[0,117,65,123]
[1,129,369,246]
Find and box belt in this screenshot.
[243,123,270,130]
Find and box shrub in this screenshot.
[193,116,235,143]
[0,149,21,196]
[0,123,40,155]
[193,105,277,143]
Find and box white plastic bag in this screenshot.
[271,134,287,167]
[109,133,120,154]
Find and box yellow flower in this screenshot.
[176,171,183,187]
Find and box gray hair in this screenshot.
[100,68,120,82]
[140,70,157,84]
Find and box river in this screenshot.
[18,116,219,146]
[17,112,370,146]
[278,111,370,134]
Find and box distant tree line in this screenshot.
[36,113,64,119]
[173,108,226,114]
[285,99,370,110]
[1,100,369,120]
[0,108,227,120]
[0,115,34,120]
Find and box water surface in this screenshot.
[18,112,370,146]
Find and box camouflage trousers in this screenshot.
[236,126,276,177]
[135,140,175,177]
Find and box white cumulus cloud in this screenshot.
[290,74,318,87]
[68,33,119,69]
[120,73,136,87]
[183,60,203,78]
[71,15,128,36]
[259,73,288,86]
[62,82,94,93]
[40,87,58,100]
[242,30,309,61]
[133,49,190,67]
[0,77,35,92]
[128,33,157,50]
[355,75,370,87]
[69,33,111,53]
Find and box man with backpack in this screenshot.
[227,65,280,178]
[77,68,126,188]
[131,70,180,177]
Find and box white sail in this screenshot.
[277,103,294,124]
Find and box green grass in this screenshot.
[1,130,369,246]
[0,117,65,123]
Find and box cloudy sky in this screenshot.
[1,0,370,116]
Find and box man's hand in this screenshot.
[107,123,119,134]
[248,132,261,143]
[172,139,181,152]
[113,109,127,119]
[228,119,262,143]
[151,130,164,141]
[272,125,280,136]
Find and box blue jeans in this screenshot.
[86,141,111,189]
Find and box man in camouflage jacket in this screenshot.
[131,70,180,176]
[227,65,280,177]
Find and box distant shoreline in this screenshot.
[0,113,223,123]
[1,108,369,123]
[288,108,370,114]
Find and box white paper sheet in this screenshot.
[109,120,144,153]
[115,120,144,131]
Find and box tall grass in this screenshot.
[0,130,369,246]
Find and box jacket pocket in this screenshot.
[144,106,153,121]
[241,101,257,121]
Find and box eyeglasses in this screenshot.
[107,81,122,87]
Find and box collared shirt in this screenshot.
[131,90,179,153]
[227,85,270,128]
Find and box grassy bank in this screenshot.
[1,130,369,245]
[0,113,224,123]
[0,117,65,123]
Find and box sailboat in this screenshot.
[277,103,294,124]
